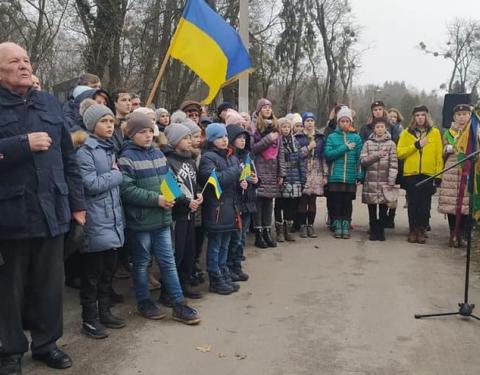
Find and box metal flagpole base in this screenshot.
[415,303,480,320]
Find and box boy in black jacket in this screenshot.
[164,123,204,299]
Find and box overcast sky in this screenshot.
[350,0,480,92]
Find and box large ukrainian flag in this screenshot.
[169,0,252,104]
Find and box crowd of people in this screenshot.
[0,42,476,374]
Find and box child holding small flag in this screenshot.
[118,113,200,325]
[226,124,258,281]
[163,123,204,298]
[199,123,242,295]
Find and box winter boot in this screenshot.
[284,221,296,241]
[275,222,285,242]
[208,272,233,295]
[416,228,427,244]
[341,220,351,239]
[407,228,417,243]
[254,228,268,249]
[231,265,249,282]
[222,268,240,292]
[377,220,386,241]
[263,227,277,247]
[307,225,317,238]
[0,355,22,375]
[99,302,126,329]
[172,302,201,325]
[333,220,342,239]
[299,225,308,238]
[385,212,395,229]
[369,222,378,241]
[81,303,108,339]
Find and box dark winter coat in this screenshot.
[0,86,85,239]
[278,134,305,198]
[360,132,398,204]
[198,145,241,232]
[227,124,257,213]
[76,136,124,252]
[252,127,286,198]
[296,131,328,196]
[118,141,172,231]
[324,128,363,185]
[163,145,199,220]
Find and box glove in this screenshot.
[434,178,442,188]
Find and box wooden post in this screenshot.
[238,0,249,113]
[146,51,171,108]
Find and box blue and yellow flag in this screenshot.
[239,154,252,181]
[169,0,253,104]
[207,169,223,199]
[160,170,183,202]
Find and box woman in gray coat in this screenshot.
[76,102,126,339]
[360,117,398,241]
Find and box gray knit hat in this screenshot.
[164,123,192,147]
[83,103,114,132]
[182,118,201,135]
[126,112,155,139]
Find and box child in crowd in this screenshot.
[76,103,126,339]
[324,107,362,239]
[251,98,285,248]
[226,124,257,280]
[359,100,388,143]
[164,123,204,298]
[296,112,328,238]
[274,117,304,242]
[118,113,200,324]
[155,108,170,132]
[360,117,398,241]
[198,123,242,295]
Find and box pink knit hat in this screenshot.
[225,109,244,126]
[256,98,272,114]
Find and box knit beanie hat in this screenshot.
[170,110,187,124]
[155,107,169,120]
[182,118,201,135]
[206,123,227,142]
[216,101,236,117]
[164,123,192,148]
[302,112,316,124]
[256,98,272,114]
[336,106,353,122]
[286,113,303,126]
[72,85,92,99]
[79,98,97,117]
[225,109,244,126]
[82,103,114,132]
[125,112,155,138]
[278,117,293,129]
[133,107,156,122]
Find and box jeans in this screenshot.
[207,231,232,274]
[128,227,183,304]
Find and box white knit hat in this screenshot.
[336,106,353,122]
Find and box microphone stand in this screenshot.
[414,149,480,320]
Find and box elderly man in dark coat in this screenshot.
[0,42,85,374]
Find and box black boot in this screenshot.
[99,302,126,329]
[369,221,377,241]
[81,303,108,339]
[208,272,233,295]
[254,228,268,248]
[222,268,240,292]
[0,355,21,375]
[263,227,277,247]
[181,275,203,299]
[377,220,386,241]
[231,265,249,281]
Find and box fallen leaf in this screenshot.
[234,352,247,360]
[196,345,212,353]
[218,353,227,358]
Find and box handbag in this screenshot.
[382,184,400,205]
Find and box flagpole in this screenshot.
[146,50,171,108]
[238,0,249,113]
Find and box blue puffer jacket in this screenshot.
[198,145,241,232]
[0,86,85,239]
[76,136,124,252]
[324,128,363,184]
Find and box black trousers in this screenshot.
[274,197,299,222]
[0,236,64,356]
[298,195,317,225]
[404,175,433,229]
[329,192,353,221]
[80,249,117,306]
[447,214,468,233]
[368,204,388,225]
[174,218,196,283]
[254,197,274,228]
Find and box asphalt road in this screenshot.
[23,194,480,375]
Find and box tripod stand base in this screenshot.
[415,303,480,320]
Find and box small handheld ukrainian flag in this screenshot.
[160,170,183,202]
[239,155,252,182]
[206,169,223,199]
[168,0,253,104]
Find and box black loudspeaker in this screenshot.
[442,93,471,129]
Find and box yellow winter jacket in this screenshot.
[397,127,444,177]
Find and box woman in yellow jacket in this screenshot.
[397,105,443,244]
